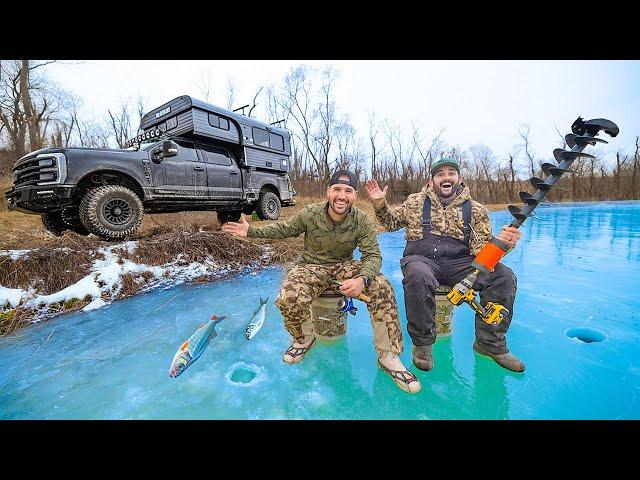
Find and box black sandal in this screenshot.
[283,337,317,364]
[378,360,421,394]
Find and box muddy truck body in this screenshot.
[5,95,296,239]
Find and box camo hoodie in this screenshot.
[247,201,382,279]
[373,183,493,255]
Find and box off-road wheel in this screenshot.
[79,185,143,240]
[41,212,67,236]
[255,192,281,220]
[62,207,90,236]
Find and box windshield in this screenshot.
[139,140,161,151]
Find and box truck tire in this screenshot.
[62,207,90,236]
[42,212,67,237]
[79,185,144,240]
[255,192,281,220]
[217,211,242,224]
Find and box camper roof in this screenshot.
[139,95,289,137]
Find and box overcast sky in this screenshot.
[47,60,640,168]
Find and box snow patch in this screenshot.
[83,298,107,311]
[0,249,30,261]
[0,285,27,308]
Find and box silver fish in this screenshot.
[245,297,268,340]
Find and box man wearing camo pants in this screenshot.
[222,169,421,394]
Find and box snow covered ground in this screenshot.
[0,240,265,322]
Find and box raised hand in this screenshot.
[365,179,388,207]
[221,215,250,238]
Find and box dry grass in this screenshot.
[115,272,156,300]
[0,236,99,293]
[123,225,265,266]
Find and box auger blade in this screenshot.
[531,177,554,191]
[571,117,619,138]
[530,176,569,192]
[565,134,608,148]
[553,148,595,164]
[519,191,548,205]
[585,118,619,138]
[508,205,535,221]
[541,162,577,176]
[575,135,608,147]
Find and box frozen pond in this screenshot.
[1,201,639,419]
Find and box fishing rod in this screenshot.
[297,264,372,303]
[447,116,619,324]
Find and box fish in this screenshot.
[245,297,268,340]
[169,315,225,378]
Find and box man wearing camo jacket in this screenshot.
[222,169,421,394]
[366,157,526,373]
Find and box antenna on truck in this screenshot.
[232,104,250,115]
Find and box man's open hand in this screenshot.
[365,179,388,208]
[221,215,250,238]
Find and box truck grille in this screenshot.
[13,153,67,188]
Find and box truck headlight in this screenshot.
[38,158,55,167]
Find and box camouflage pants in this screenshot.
[275,260,403,357]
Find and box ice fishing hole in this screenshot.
[224,362,266,387]
[565,327,606,343]
[231,368,256,384]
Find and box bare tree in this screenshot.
[503,147,520,202]
[368,112,382,179]
[632,137,639,199]
[554,124,567,149]
[108,102,133,149]
[225,77,236,110]
[0,60,28,159]
[518,124,536,178]
[334,118,356,171]
[412,123,445,178]
[198,72,214,103]
[614,150,629,200]
[470,144,498,204]
[1,59,68,159]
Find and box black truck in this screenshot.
[4,95,297,240]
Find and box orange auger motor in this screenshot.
[447,116,619,324]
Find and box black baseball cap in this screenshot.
[328,169,358,189]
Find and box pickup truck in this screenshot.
[4,95,297,239]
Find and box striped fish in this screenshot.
[169,315,225,378]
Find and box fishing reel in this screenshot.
[337,296,358,316]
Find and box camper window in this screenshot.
[252,127,270,147]
[269,133,284,151]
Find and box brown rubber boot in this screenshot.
[473,341,525,373]
[412,344,434,371]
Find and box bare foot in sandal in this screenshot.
[378,352,421,394]
[283,336,316,364]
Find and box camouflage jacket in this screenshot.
[373,183,493,255]
[247,201,382,279]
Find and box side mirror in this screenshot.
[163,140,178,158]
[151,140,178,163]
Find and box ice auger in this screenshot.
[447,116,619,324]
